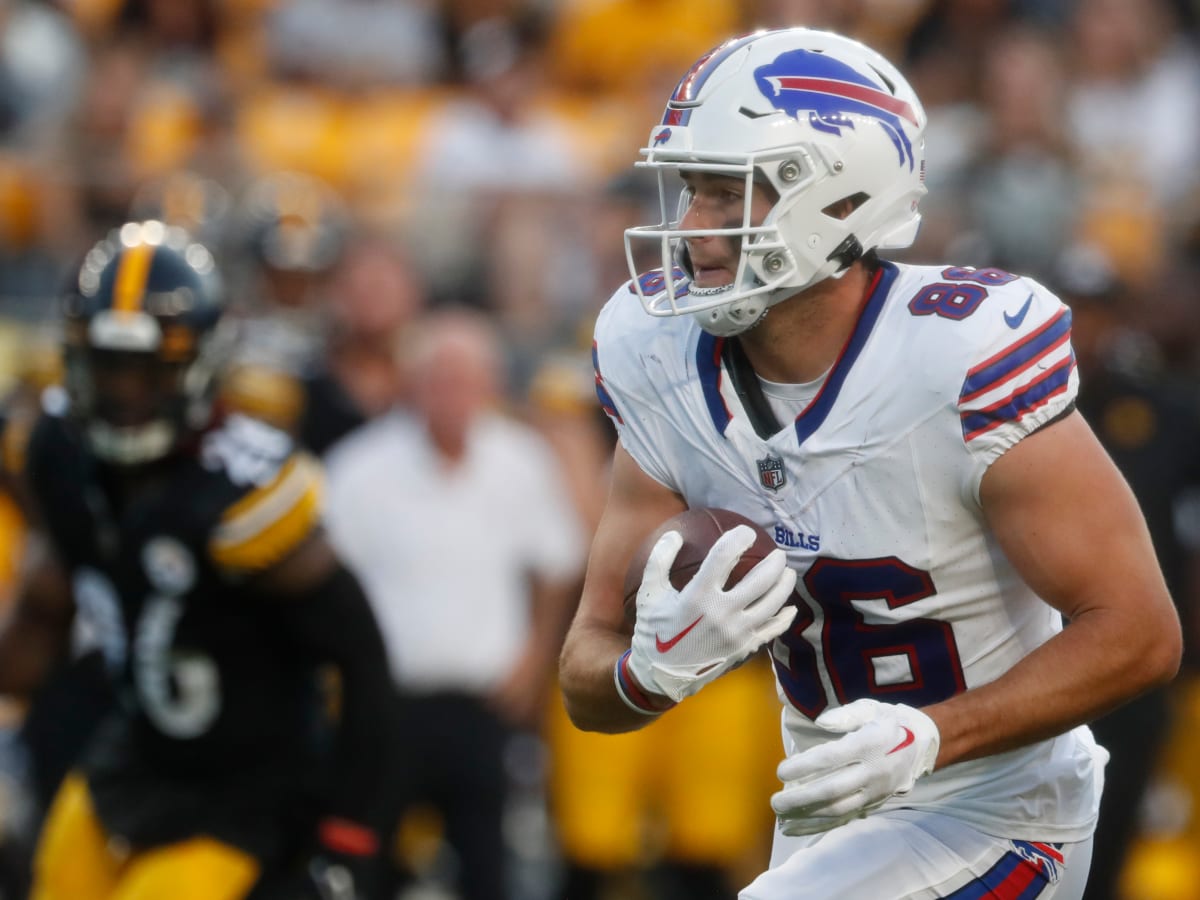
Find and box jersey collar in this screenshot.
[696,261,898,447]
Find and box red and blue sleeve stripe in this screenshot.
[592,341,623,425]
[958,309,1074,441]
[941,841,1062,899]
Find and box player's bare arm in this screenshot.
[560,443,686,732]
[926,410,1182,766]
[0,541,74,695]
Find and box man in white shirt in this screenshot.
[324,308,586,900]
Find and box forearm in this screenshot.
[559,443,692,732]
[277,565,396,829]
[559,618,666,733]
[926,600,1180,768]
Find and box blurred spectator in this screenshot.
[0,0,86,146]
[410,14,584,299]
[60,0,235,232]
[546,0,739,96]
[323,308,586,900]
[63,35,148,227]
[113,0,224,89]
[740,0,923,60]
[128,169,233,249]
[297,233,427,454]
[904,0,1017,109]
[962,23,1082,274]
[1057,242,1200,900]
[264,0,447,89]
[0,152,82,319]
[897,0,1019,264]
[1065,0,1200,213]
[569,170,661,326]
[220,170,358,451]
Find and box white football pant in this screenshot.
[741,807,1093,899]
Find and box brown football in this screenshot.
[622,507,778,626]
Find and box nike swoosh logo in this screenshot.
[1004,294,1034,329]
[656,615,704,653]
[887,727,915,755]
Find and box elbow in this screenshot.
[560,692,601,733]
[1134,605,1184,693]
[561,696,635,735]
[1150,623,1184,689]
[557,679,603,734]
[557,646,628,735]
[557,653,598,733]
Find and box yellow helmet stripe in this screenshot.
[112,242,157,314]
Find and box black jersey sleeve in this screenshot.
[23,412,94,559]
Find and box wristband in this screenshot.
[614,649,675,716]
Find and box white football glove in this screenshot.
[627,525,797,704]
[771,699,940,835]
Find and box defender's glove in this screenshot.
[244,818,379,900]
[771,699,940,835]
[626,526,797,704]
[305,856,357,900]
[304,817,380,900]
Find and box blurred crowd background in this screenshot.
[0,0,1199,899]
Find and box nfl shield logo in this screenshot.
[757,455,786,491]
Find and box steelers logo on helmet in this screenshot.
[625,28,928,337]
[63,220,234,465]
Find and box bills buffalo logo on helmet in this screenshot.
[753,50,919,170]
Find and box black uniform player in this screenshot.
[0,221,395,900]
[221,172,368,458]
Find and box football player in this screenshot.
[0,220,395,900]
[558,28,1182,898]
[219,171,371,458]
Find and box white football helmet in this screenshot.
[625,28,928,336]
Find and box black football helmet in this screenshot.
[238,171,347,274]
[62,220,233,465]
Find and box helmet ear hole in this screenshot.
[822,192,870,220]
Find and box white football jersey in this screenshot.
[593,260,1106,840]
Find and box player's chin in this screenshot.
[692,266,734,288]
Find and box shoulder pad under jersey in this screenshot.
[201,414,323,575]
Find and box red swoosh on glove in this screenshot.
[887,726,915,755]
[656,615,704,653]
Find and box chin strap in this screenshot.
[826,234,864,272]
